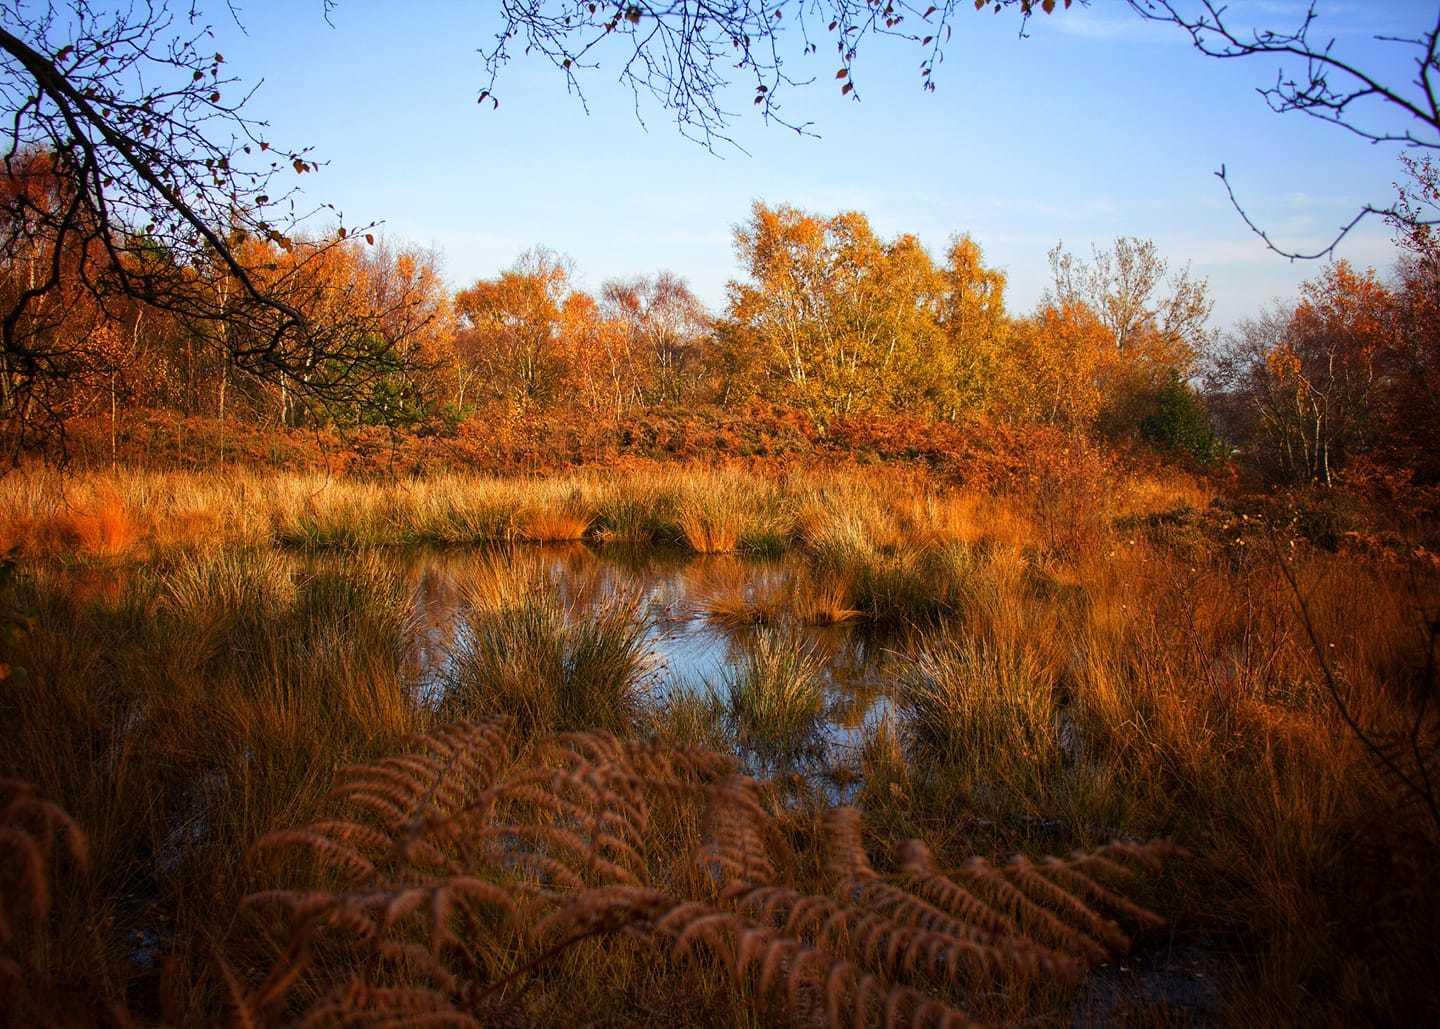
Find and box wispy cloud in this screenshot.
[1038,9,1180,44]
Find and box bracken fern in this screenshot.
[219,719,1184,1027]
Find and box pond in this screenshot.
[386,543,918,784]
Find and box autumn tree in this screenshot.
[1001,298,1111,429]
[454,248,577,411]
[131,234,450,430]
[333,240,454,427]
[1214,262,1395,485]
[0,150,116,426]
[1044,236,1213,433]
[600,272,710,407]
[0,2,395,450]
[934,233,1009,418]
[724,202,953,419]
[1383,156,1440,483]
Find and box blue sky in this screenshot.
[211,1,1428,327]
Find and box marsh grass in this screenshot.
[696,560,861,629]
[788,572,863,625]
[845,542,974,626]
[1,461,1437,1025]
[444,558,653,736]
[725,629,828,756]
[646,685,734,752]
[0,547,424,1014]
[698,577,786,626]
[0,461,1142,561]
[516,508,592,542]
[903,635,1065,801]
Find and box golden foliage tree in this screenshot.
[724,203,1014,422]
[1217,261,1396,484]
[455,248,577,411]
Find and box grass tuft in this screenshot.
[725,629,827,754]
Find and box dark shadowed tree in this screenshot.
[0,1,413,451]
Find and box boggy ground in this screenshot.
[0,462,1436,1026]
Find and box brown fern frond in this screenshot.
[427,878,514,958]
[232,725,1188,1027]
[898,840,1024,941]
[845,878,1006,944]
[374,940,462,995]
[0,780,88,955]
[341,790,413,827]
[475,823,643,885]
[306,819,396,856]
[699,778,776,889]
[951,858,1109,963]
[823,805,876,882]
[331,720,511,831]
[1038,858,1166,930]
[297,978,478,1028]
[398,836,462,874]
[250,830,377,884]
[1066,839,1189,879]
[1003,856,1132,955]
[496,780,645,853]
[543,886,978,1029]
[824,812,1016,952]
[0,828,47,930]
[212,952,262,1029]
[489,849,588,892]
[729,882,1072,989]
[503,768,653,844]
[550,731,739,782]
[244,880,511,959]
[243,889,355,920]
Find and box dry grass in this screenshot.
[693,560,788,627]
[445,557,653,736]
[0,459,1436,1024]
[789,573,863,626]
[0,463,1040,560]
[700,570,861,628]
[516,508,592,542]
[725,629,829,754]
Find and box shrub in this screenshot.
[1139,373,1220,464]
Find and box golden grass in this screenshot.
[0,461,1183,563]
[0,459,1436,1024]
[516,507,592,542]
[698,577,786,626]
[674,493,744,552]
[789,574,863,625]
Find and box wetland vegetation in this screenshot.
[3,464,1436,1024]
[2,2,1439,1023]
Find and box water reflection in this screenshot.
[352,543,917,780]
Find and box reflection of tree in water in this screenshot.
[324,543,925,765]
[403,562,467,700]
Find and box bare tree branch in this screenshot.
[0,1,397,453]
[1126,1,1440,260]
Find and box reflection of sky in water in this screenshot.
[333,543,922,784]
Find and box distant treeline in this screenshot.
[3,153,1437,489]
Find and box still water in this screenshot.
[388,543,917,777]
